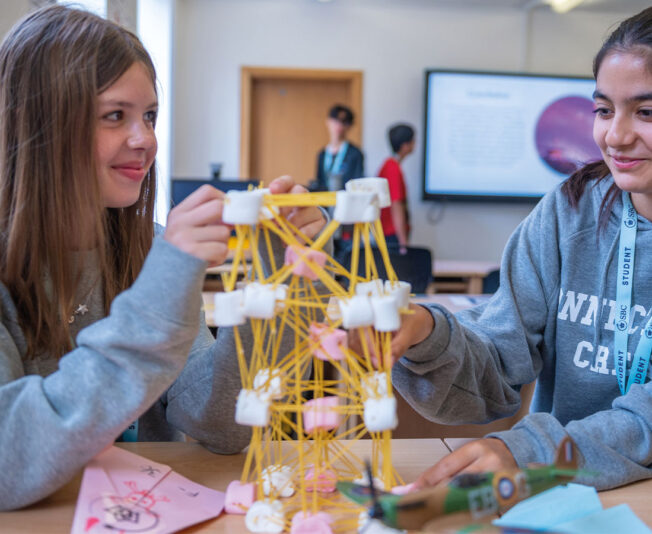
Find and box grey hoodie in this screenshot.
[394,176,652,490]
[0,230,299,511]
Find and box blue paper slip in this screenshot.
[492,484,602,530]
[555,504,651,534]
[493,484,651,534]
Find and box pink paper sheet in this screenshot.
[70,446,225,534]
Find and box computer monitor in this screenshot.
[170,178,259,208]
[422,69,600,202]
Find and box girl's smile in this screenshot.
[95,62,158,208]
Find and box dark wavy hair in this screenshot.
[561,7,652,227]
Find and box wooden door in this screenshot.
[241,67,363,186]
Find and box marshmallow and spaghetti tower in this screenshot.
[212,179,412,534]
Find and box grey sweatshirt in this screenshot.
[0,230,296,511]
[394,177,652,490]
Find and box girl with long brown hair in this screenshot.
[387,7,652,491]
[0,5,325,510]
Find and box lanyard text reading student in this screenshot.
[615,191,652,395]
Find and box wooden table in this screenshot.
[432,260,500,294]
[3,440,650,533]
[204,264,248,292]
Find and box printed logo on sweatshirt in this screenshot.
[557,288,652,379]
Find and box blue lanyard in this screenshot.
[323,142,349,176]
[614,191,652,394]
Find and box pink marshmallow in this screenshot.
[309,323,348,361]
[290,511,334,534]
[391,482,417,495]
[304,466,337,493]
[303,396,340,433]
[284,245,327,280]
[224,480,256,514]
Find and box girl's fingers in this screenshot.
[414,439,517,490]
[290,183,308,195]
[188,241,230,267]
[390,305,435,363]
[267,176,326,238]
[298,218,327,241]
[282,185,310,217]
[414,443,480,488]
[164,225,231,261]
[173,184,224,212]
[287,207,326,240]
[287,204,321,226]
[171,198,225,228]
[164,194,230,261]
[269,177,308,218]
[357,327,380,366]
[186,224,232,244]
[268,175,294,195]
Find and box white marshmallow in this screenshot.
[363,396,398,432]
[244,500,285,533]
[362,371,389,398]
[261,465,295,498]
[355,279,384,298]
[223,190,264,225]
[243,282,277,319]
[235,389,271,427]
[333,191,380,224]
[253,369,284,400]
[257,188,280,220]
[384,280,411,309]
[338,295,374,329]
[371,295,401,332]
[346,178,391,208]
[213,290,246,327]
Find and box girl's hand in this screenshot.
[269,175,326,241]
[164,185,231,267]
[414,438,517,489]
[347,304,435,367]
[389,304,435,363]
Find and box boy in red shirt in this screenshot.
[378,124,415,254]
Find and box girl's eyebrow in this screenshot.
[628,92,652,103]
[98,99,159,109]
[592,90,609,101]
[592,89,652,103]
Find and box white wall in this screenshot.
[138,0,176,223]
[172,0,640,262]
[0,1,30,40]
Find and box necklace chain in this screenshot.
[68,278,98,325]
[68,303,89,324]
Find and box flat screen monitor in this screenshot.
[170,178,258,208]
[422,70,601,202]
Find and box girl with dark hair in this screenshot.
[389,7,652,490]
[0,5,325,510]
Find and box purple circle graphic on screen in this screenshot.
[535,95,602,175]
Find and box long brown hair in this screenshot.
[561,7,652,227]
[0,5,157,359]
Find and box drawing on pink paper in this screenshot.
[71,446,226,534]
